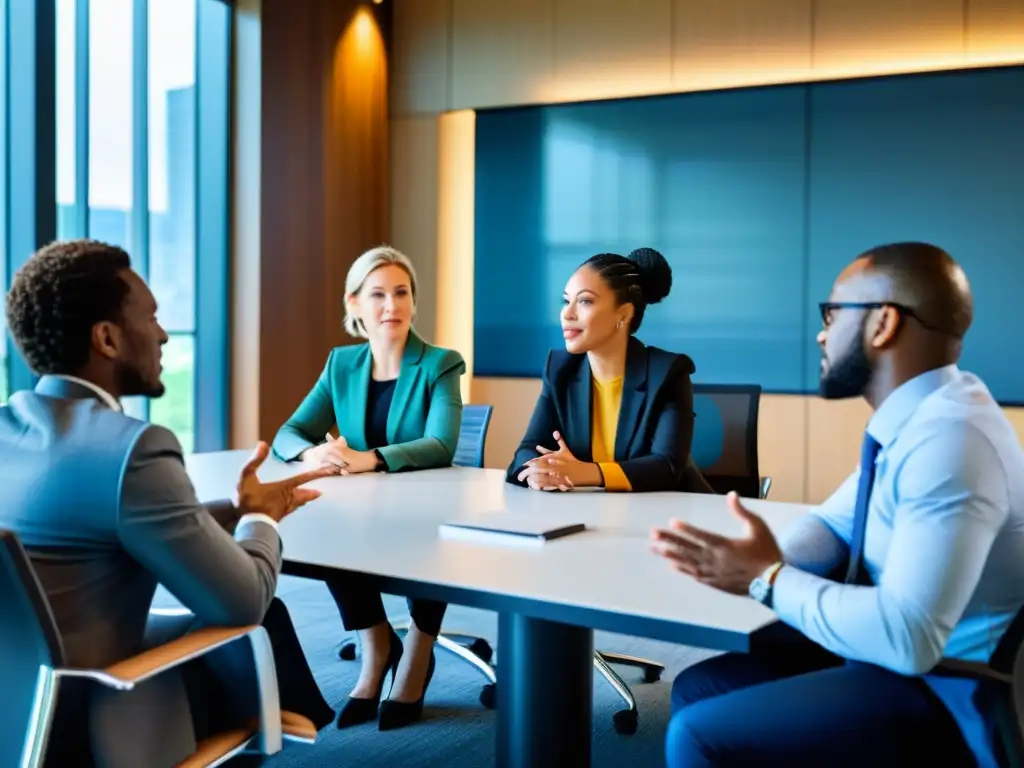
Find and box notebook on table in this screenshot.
[438,514,586,546]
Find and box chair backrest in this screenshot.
[452,405,494,469]
[984,605,1024,763]
[0,529,66,767]
[691,384,762,499]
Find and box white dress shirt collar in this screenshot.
[866,364,959,449]
[49,374,123,412]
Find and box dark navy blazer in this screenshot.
[506,337,712,493]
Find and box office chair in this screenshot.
[0,529,317,768]
[934,608,1024,764]
[692,383,772,499]
[336,403,659,735]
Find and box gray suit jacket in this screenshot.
[0,376,282,767]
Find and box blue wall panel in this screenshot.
[806,68,1024,399]
[475,109,549,376]
[475,66,1024,402]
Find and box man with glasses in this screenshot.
[652,242,1024,767]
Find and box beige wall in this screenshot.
[387,0,1024,504]
[231,0,262,449]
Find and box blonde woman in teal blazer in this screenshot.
[272,245,465,733]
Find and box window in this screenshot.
[44,0,231,450]
[147,0,197,450]
[0,1,7,404]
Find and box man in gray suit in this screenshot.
[1,239,338,766]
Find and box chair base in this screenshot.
[336,624,664,734]
[596,650,664,683]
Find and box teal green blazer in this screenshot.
[272,330,466,472]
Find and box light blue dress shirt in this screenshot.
[773,365,1024,767]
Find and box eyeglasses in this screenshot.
[818,301,952,335]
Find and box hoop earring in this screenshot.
[616,320,624,330]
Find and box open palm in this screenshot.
[234,442,336,521]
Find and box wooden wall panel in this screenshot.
[758,395,809,503]
[674,0,812,91]
[259,0,389,440]
[323,5,390,347]
[967,0,1024,63]
[450,0,555,110]
[390,116,441,344]
[805,396,871,504]
[390,0,451,115]
[436,110,476,402]
[473,378,544,470]
[1006,408,1024,447]
[552,0,673,102]
[813,0,965,77]
[260,0,326,441]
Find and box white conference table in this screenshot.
[186,451,811,767]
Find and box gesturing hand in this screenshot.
[235,442,337,523]
[649,492,783,595]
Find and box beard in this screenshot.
[115,358,164,398]
[819,335,873,400]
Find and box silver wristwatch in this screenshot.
[748,561,784,606]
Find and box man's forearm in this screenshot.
[205,499,241,533]
[780,514,848,577]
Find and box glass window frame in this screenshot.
[1,0,231,452]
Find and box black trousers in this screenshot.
[667,637,977,767]
[326,572,446,637]
[184,596,336,740]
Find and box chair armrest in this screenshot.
[104,625,260,687]
[59,624,285,757]
[281,711,318,742]
[934,658,1012,685]
[148,606,193,618]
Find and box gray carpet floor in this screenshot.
[157,577,718,766]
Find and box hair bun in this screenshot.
[627,247,672,305]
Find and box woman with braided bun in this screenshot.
[506,247,713,494]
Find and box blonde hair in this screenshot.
[343,245,418,338]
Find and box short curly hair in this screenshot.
[5,239,133,375]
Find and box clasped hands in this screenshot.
[302,433,380,476]
[649,492,784,596]
[516,431,602,491]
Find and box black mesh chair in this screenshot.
[934,609,1024,764]
[0,528,316,768]
[691,383,772,499]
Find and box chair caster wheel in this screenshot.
[338,641,357,661]
[480,683,497,709]
[469,638,493,663]
[643,666,662,683]
[612,709,638,735]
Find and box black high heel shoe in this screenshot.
[336,625,403,729]
[378,649,436,731]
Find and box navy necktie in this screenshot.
[844,432,881,586]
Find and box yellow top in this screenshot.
[591,375,632,492]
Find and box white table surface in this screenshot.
[186,451,812,648]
